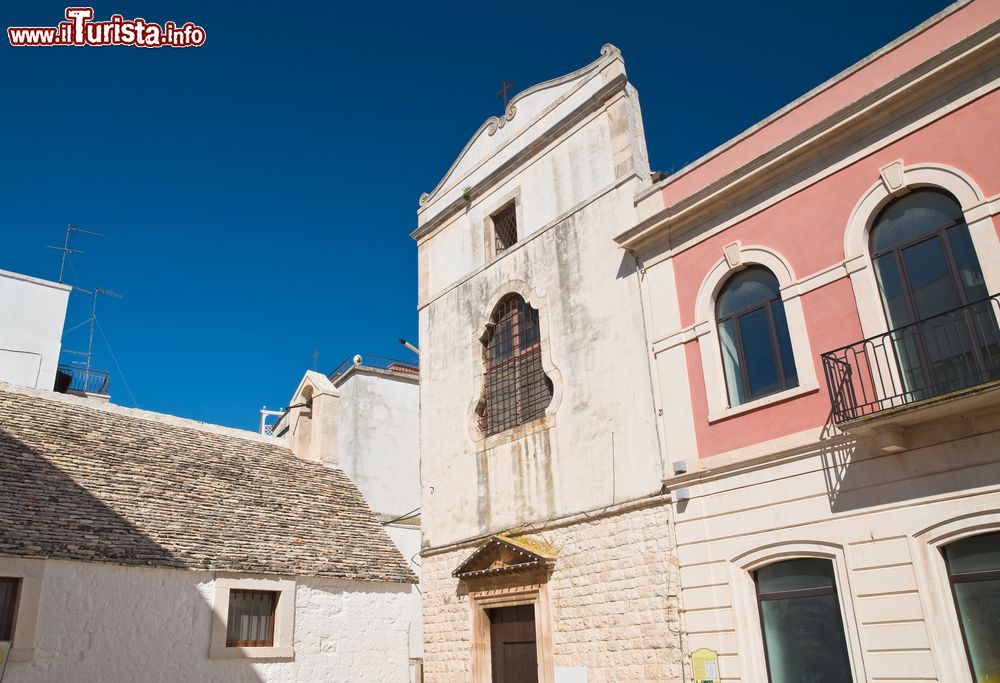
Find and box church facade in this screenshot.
[414,44,681,683]
[415,1,1000,681]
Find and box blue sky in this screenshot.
[1,0,951,430]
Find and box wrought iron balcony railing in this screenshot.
[328,354,419,382]
[822,295,1000,424]
[55,364,111,395]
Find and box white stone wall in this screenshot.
[337,370,420,516]
[0,270,70,391]
[1,559,411,683]
[417,80,662,547]
[673,426,1000,682]
[422,501,683,682]
[385,524,424,661]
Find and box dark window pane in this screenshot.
[756,559,853,683]
[900,236,961,320]
[952,579,1000,681]
[0,578,18,641]
[759,593,854,683]
[226,590,277,647]
[871,189,963,252]
[946,532,1000,575]
[738,307,781,399]
[757,558,836,594]
[716,267,781,318]
[771,303,799,388]
[947,224,989,304]
[521,305,541,347]
[716,267,798,407]
[873,253,913,328]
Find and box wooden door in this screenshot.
[488,604,538,683]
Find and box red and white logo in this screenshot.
[8,7,206,48]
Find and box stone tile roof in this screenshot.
[0,385,416,584]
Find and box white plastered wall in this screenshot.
[0,271,71,391]
[0,559,411,683]
[336,370,420,517]
[416,53,661,548]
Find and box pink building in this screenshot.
[619,0,1000,680]
[416,2,1000,681]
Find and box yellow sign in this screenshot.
[0,640,10,682]
[691,647,720,683]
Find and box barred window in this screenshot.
[226,590,277,647]
[492,202,518,254]
[478,294,553,436]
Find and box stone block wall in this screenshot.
[422,499,683,682]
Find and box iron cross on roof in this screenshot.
[496,79,515,109]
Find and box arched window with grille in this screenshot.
[478,294,553,436]
[716,266,799,407]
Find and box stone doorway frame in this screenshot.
[468,577,554,683]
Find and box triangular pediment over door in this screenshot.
[453,534,556,580]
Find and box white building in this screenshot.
[0,269,70,391]
[412,45,683,683]
[0,382,416,683]
[275,355,423,681]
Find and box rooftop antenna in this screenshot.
[63,287,122,389]
[46,224,103,284]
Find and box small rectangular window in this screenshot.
[0,578,19,641]
[492,203,518,254]
[226,590,277,647]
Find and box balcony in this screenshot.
[328,354,419,382]
[822,295,1000,428]
[55,364,111,398]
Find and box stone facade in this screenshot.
[422,500,682,683]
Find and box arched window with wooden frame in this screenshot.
[869,188,1000,401]
[716,266,799,407]
[478,294,553,436]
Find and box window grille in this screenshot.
[479,294,552,435]
[226,590,277,647]
[0,578,18,641]
[492,203,518,254]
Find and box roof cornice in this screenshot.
[615,16,1000,252]
[630,0,970,208]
